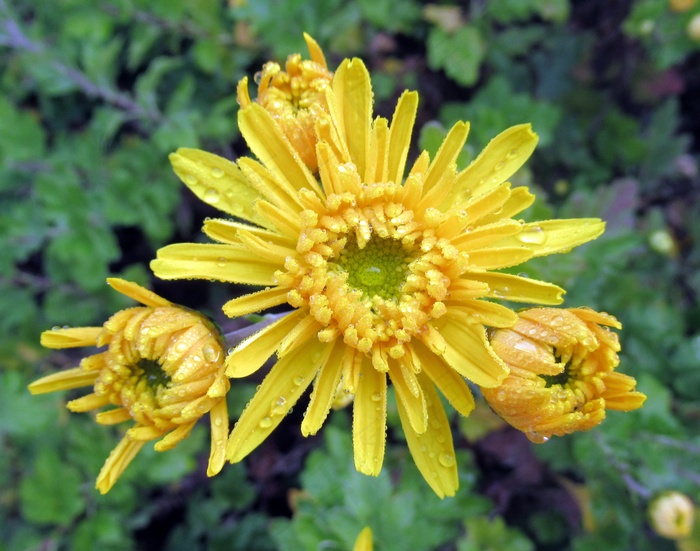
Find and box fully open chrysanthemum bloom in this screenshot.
[237,33,332,173]
[151,58,605,497]
[481,307,646,443]
[29,278,230,493]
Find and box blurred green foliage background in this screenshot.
[2,0,700,549]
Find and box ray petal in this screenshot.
[225,309,307,377]
[95,436,146,494]
[466,272,566,305]
[352,357,387,476]
[333,58,372,177]
[413,342,475,417]
[223,287,289,318]
[226,338,332,462]
[207,399,229,476]
[40,327,102,349]
[28,366,99,394]
[387,91,419,185]
[170,148,269,226]
[436,317,509,388]
[302,339,346,436]
[238,103,323,197]
[151,243,280,285]
[493,219,606,256]
[397,372,458,498]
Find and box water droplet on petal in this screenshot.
[371,392,382,402]
[507,148,519,160]
[253,71,263,84]
[203,188,220,205]
[439,453,455,467]
[259,417,272,428]
[211,167,224,178]
[517,226,547,245]
[514,340,538,353]
[202,344,220,363]
[216,257,228,268]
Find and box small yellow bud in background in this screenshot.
[688,13,700,41]
[669,0,697,12]
[649,491,695,540]
[649,229,679,257]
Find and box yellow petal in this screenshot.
[207,399,229,476]
[67,392,110,412]
[494,219,606,256]
[106,278,171,307]
[223,286,289,318]
[236,228,296,265]
[352,357,387,476]
[301,339,346,436]
[478,186,535,225]
[446,300,519,328]
[227,338,331,463]
[151,243,280,285]
[154,422,197,451]
[203,218,296,248]
[333,58,372,177]
[413,342,475,417]
[353,527,374,551]
[387,91,419,185]
[95,436,146,494]
[170,148,269,226]
[238,156,304,212]
[28,366,99,394]
[464,246,534,270]
[467,272,565,305]
[255,199,303,238]
[95,408,132,425]
[420,121,469,202]
[568,307,622,329]
[365,116,389,184]
[449,123,538,203]
[40,327,102,349]
[436,317,509,387]
[238,103,323,198]
[303,32,327,67]
[397,372,458,498]
[459,183,512,226]
[451,219,523,251]
[391,359,427,434]
[225,309,307,378]
[278,315,324,356]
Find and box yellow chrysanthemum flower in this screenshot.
[151,58,605,497]
[29,278,230,493]
[482,307,645,442]
[237,33,333,173]
[649,491,695,540]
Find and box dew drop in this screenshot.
[259,417,272,428]
[550,315,564,327]
[517,226,547,245]
[253,71,263,84]
[202,344,220,363]
[514,340,538,353]
[211,167,224,179]
[494,161,505,171]
[371,392,382,402]
[438,453,455,467]
[506,148,519,160]
[293,376,305,386]
[203,188,220,205]
[216,256,228,268]
[214,417,223,427]
[183,175,198,187]
[527,432,550,444]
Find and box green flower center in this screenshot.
[135,358,171,390]
[336,237,412,301]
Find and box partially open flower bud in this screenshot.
[482,308,645,443]
[649,491,695,539]
[237,33,333,172]
[30,278,230,493]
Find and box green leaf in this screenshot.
[427,26,485,87]
[19,448,86,525]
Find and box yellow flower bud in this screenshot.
[353,527,374,551]
[30,278,230,493]
[649,491,695,539]
[237,33,333,173]
[669,0,697,13]
[688,13,700,41]
[482,308,645,442]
